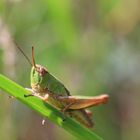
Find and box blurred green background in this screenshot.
[0,0,140,140]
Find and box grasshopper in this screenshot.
[16,44,109,128]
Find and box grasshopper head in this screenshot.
[30,47,48,93]
[31,65,48,92]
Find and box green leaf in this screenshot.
[0,74,103,140]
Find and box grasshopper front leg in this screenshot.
[25,88,49,101]
[61,102,76,113]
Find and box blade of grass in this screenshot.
[0,74,103,140]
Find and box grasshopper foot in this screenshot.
[62,118,66,121]
[60,109,67,121]
[62,114,67,121]
[24,93,35,97]
[24,88,35,98]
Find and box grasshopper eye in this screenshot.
[39,67,47,76]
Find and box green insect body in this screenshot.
[30,64,96,127]
[16,45,109,128]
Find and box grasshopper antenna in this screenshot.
[32,46,37,68]
[14,41,32,66]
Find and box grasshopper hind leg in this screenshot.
[60,102,76,121]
